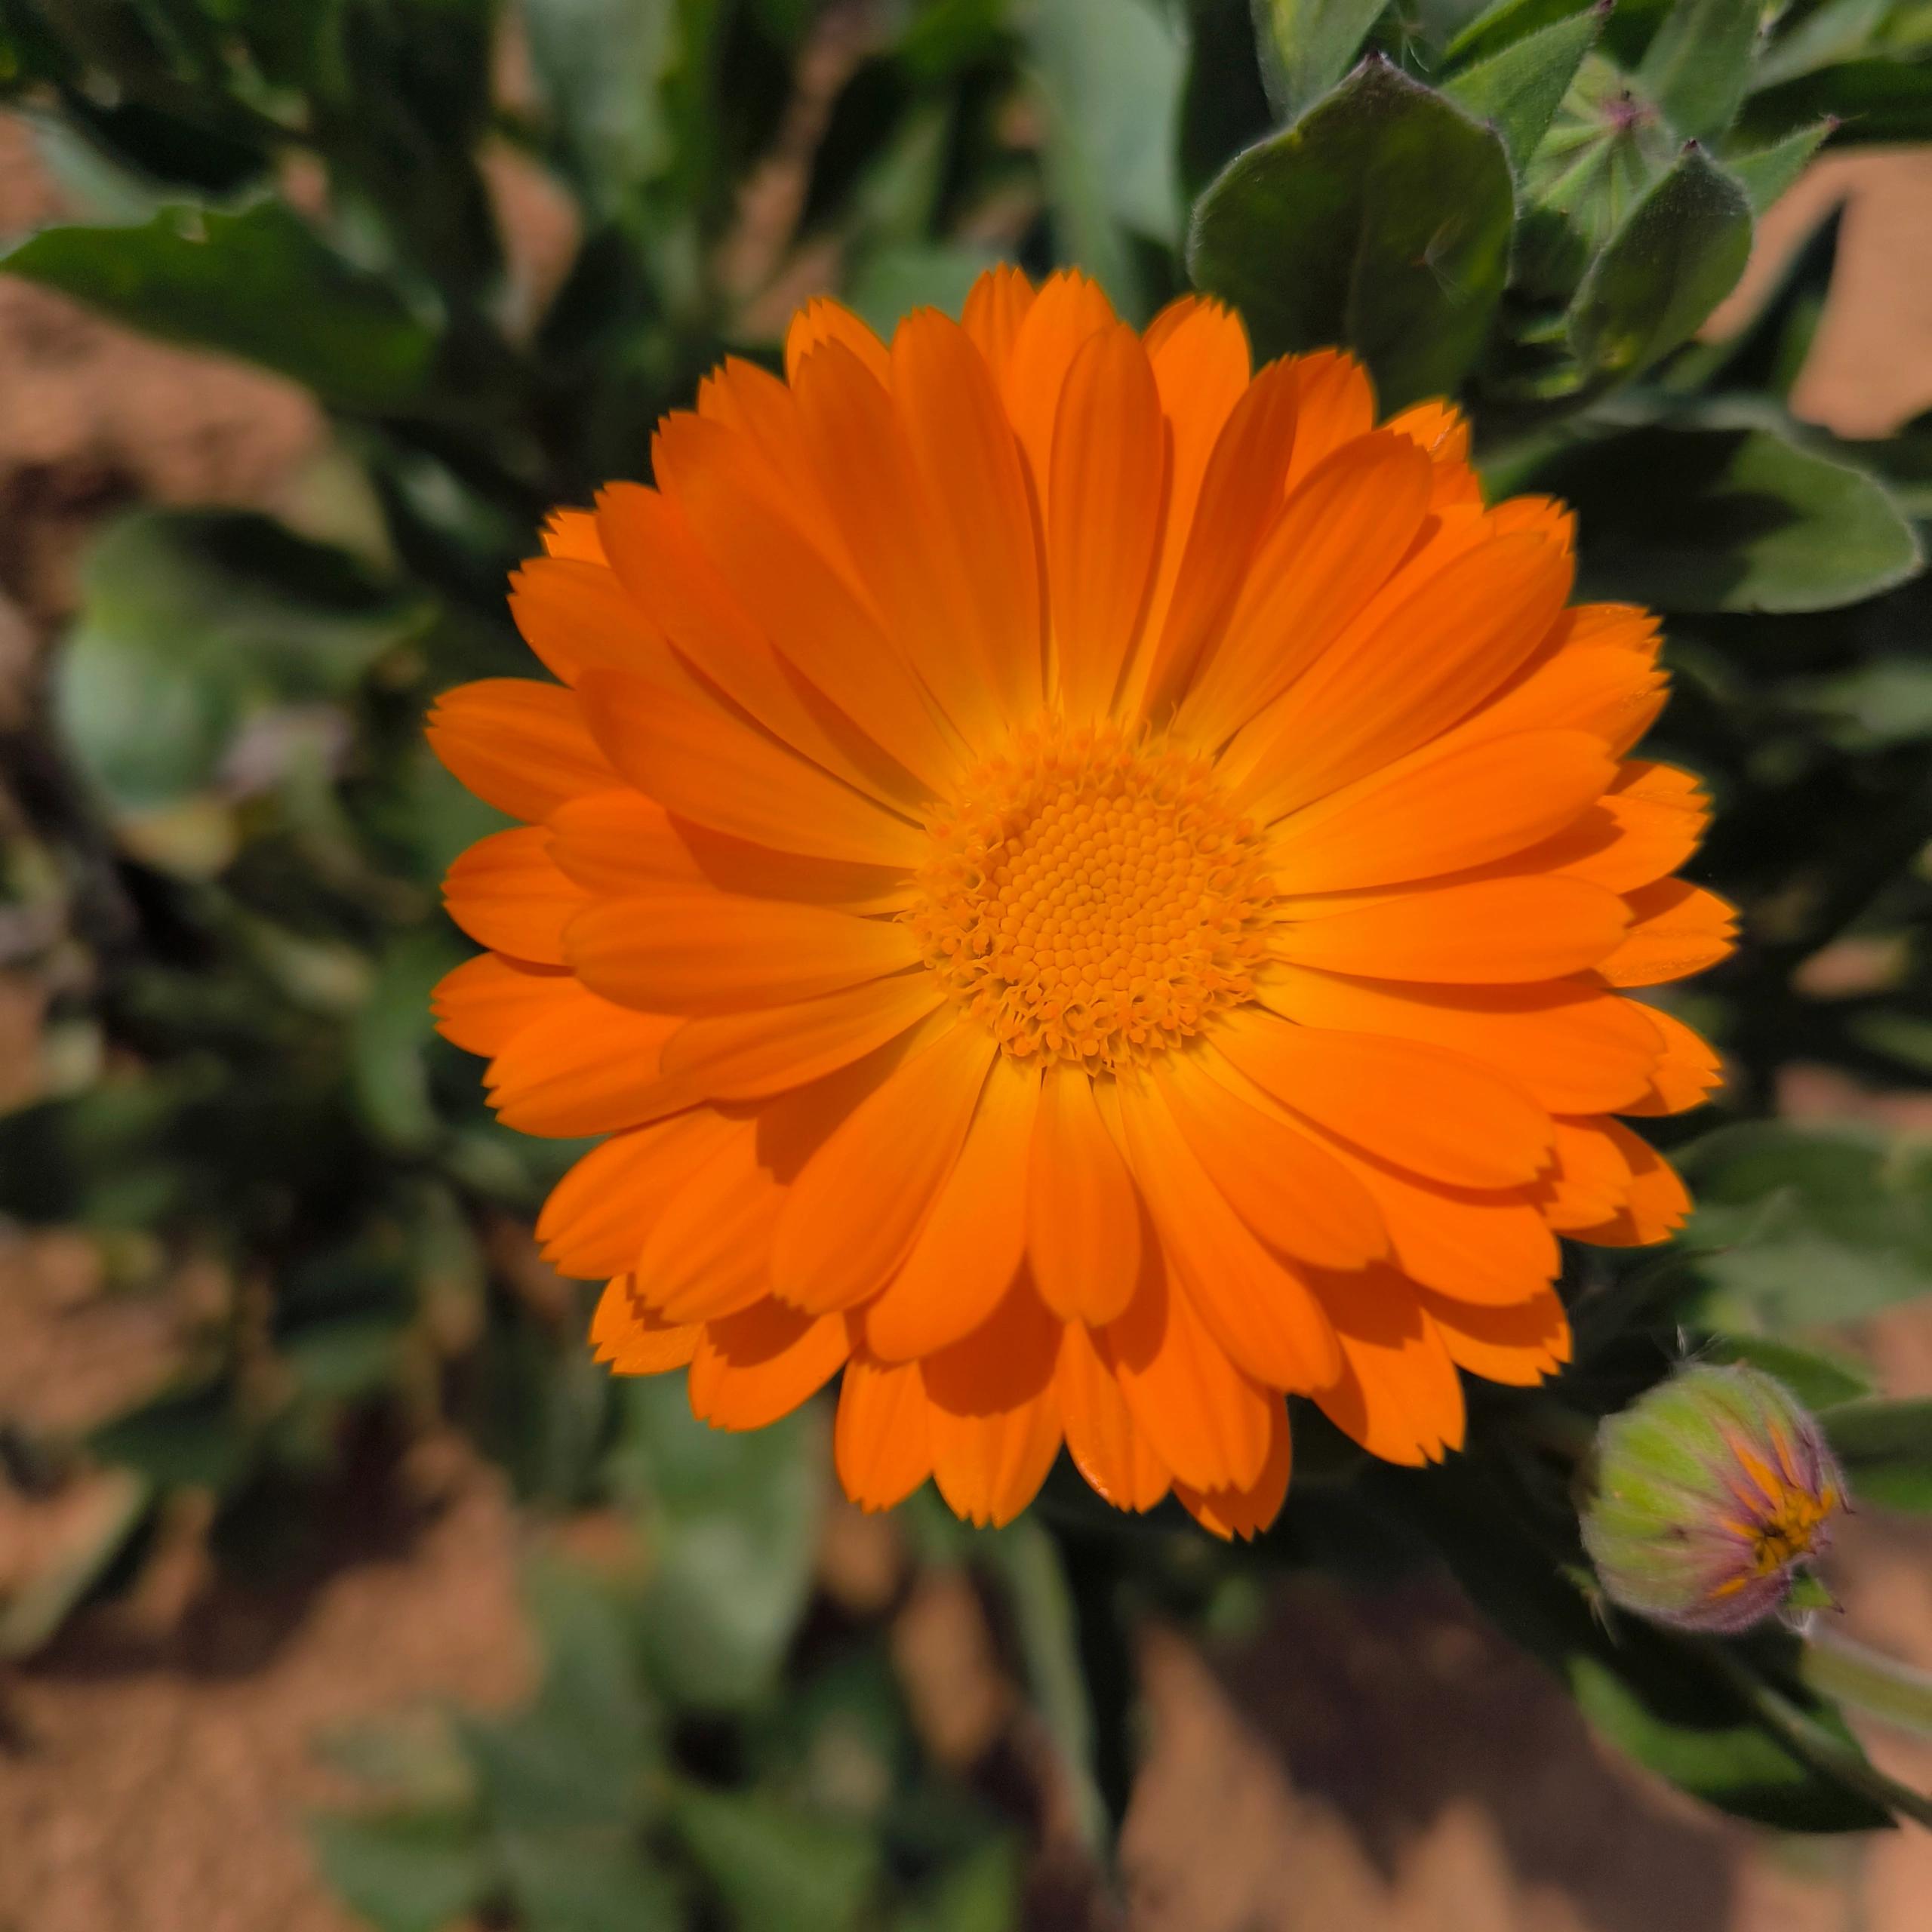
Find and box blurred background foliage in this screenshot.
[7,0,1932,1922]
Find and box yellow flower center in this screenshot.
[1749,1484,1836,1576]
[909,718,1273,1071]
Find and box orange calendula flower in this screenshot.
[429,267,1732,1537]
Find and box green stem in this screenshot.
[1801,1629,1932,1742]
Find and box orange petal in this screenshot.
[926,1385,1064,1528]
[1214,1010,1553,1190]
[1467,619,1666,754]
[509,555,692,689]
[785,295,892,385]
[1158,1050,1387,1270]
[688,1298,851,1429]
[541,508,606,565]
[538,1110,739,1278]
[1229,528,1572,821]
[432,952,572,1057]
[1171,1398,1291,1540]
[638,1124,783,1323]
[1027,1066,1143,1324]
[578,670,925,870]
[1279,350,1376,493]
[1269,730,1615,895]
[592,1278,699,1373]
[443,826,589,964]
[835,1351,933,1512]
[486,991,685,1136]
[1098,1247,1275,1493]
[427,678,618,823]
[1131,358,1301,718]
[792,340,1004,750]
[1559,763,1709,894]
[1625,1003,1724,1115]
[1257,966,1663,1115]
[1056,1321,1171,1512]
[1564,1121,1692,1246]
[660,974,945,1100]
[960,263,1037,382]
[1272,875,1630,983]
[999,269,1117,505]
[1117,1076,1340,1391]
[1308,1275,1466,1466]
[1047,323,1166,718]
[1176,431,1435,749]
[773,1022,995,1312]
[866,1057,1041,1359]
[593,480,915,811]
[1595,880,1737,987]
[565,891,919,1014]
[891,310,1044,724]
[1534,1115,1639,1229]
[1420,1284,1571,1386]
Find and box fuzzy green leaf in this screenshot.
[1250,0,1389,120]
[1637,0,1762,142]
[1444,8,1604,168]
[1188,56,1514,407]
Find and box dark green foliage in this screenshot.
[5,0,1932,1894]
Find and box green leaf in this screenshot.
[1674,1123,1932,1326]
[1737,58,1932,149]
[1723,119,1835,214]
[1528,420,1923,614]
[894,1840,1025,1932]
[1188,57,1515,408]
[1752,0,1894,91]
[616,1381,826,1709]
[1249,0,1389,120]
[1568,145,1753,384]
[843,244,1004,337]
[2,204,435,413]
[1700,1334,1875,1411]
[351,930,467,1153]
[1637,0,1761,141]
[309,1810,493,1932]
[498,1832,682,1932]
[0,1469,150,1658]
[1823,1400,1932,1512]
[91,1377,253,1492]
[56,509,429,814]
[1026,0,1188,312]
[669,1783,879,1932]
[1443,8,1603,169]
[1446,0,1597,65]
[1371,1460,1894,1830]
[524,0,680,217]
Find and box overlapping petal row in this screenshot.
[428,266,1734,1537]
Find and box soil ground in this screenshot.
[3,116,1932,1932]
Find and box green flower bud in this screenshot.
[1580,1364,1845,1635]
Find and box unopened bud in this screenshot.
[1580,1364,1845,1635]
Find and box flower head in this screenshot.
[429,268,1730,1535]
[1581,1363,1845,1632]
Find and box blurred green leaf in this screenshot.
[91,1377,252,1492]
[1188,57,1515,407]
[1755,0,1896,90]
[352,931,467,1152]
[1026,0,1188,311]
[1678,1123,1932,1327]
[1700,1334,1875,1410]
[1637,0,1761,140]
[2,203,436,412]
[1447,0,1598,64]
[618,1381,825,1709]
[1738,56,1932,146]
[498,1831,682,1932]
[1723,119,1836,214]
[309,1809,493,1932]
[844,243,1004,337]
[1531,420,1922,612]
[1250,0,1388,120]
[1823,1399,1932,1510]
[0,1470,150,1658]
[525,0,680,217]
[1684,200,1841,401]
[1443,8,1602,169]
[57,509,429,814]
[669,1781,879,1932]
[894,1839,1025,1932]
[1568,145,1752,384]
